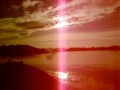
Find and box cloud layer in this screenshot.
[0,0,120,44]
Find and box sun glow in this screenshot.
[55,21,68,28]
[54,17,68,28]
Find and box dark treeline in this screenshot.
[66,46,120,51]
[52,46,120,52]
[0,45,120,57]
[0,45,48,57]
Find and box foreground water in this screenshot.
[44,51,119,90]
[46,69,119,90]
[28,51,119,90]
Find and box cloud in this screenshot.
[22,0,40,8]
[0,32,23,40]
[18,0,120,28]
[0,0,119,40]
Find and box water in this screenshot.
[0,51,119,90]
[0,51,119,68]
[44,51,119,90]
[23,51,119,90]
[22,51,120,69]
[47,70,118,90]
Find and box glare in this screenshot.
[57,17,65,22]
[54,17,68,28]
[58,72,68,80]
[55,22,68,28]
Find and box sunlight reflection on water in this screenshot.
[58,72,68,80]
[47,71,116,90]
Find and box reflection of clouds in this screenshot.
[0,0,119,40]
[46,53,54,60]
[46,49,56,60]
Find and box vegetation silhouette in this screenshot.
[0,45,119,58]
[0,45,48,57]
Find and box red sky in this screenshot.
[0,0,119,48]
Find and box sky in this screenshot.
[0,0,120,48]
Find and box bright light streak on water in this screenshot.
[57,0,67,90]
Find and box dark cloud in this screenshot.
[0,0,58,18]
[0,0,25,18]
[16,21,46,29]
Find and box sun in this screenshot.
[55,22,68,28]
[54,17,68,28]
[58,72,68,80]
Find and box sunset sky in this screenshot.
[0,0,120,48]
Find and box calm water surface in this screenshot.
[25,51,119,90]
[22,51,120,68]
[0,51,119,90]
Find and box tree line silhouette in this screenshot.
[0,45,119,57]
[0,45,48,57]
